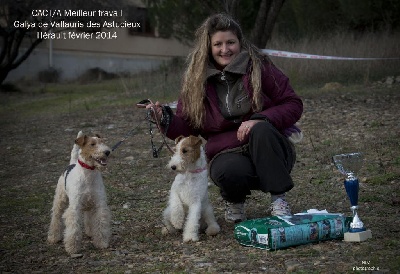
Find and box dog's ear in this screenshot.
[75,135,88,147]
[189,136,202,148]
[175,135,184,144]
[195,137,202,147]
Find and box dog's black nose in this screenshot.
[171,165,176,170]
[105,150,111,156]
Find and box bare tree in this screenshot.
[1,0,42,84]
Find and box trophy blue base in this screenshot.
[349,227,366,233]
[344,229,372,242]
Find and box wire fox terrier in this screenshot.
[47,131,112,254]
[162,135,220,242]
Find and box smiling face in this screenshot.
[210,31,241,69]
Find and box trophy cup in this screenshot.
[332,152,372,242]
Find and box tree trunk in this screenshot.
[221,0,240,19]
[250,0,285,48]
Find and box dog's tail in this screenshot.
[70,131,83,164]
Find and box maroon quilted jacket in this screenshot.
[166,61,303,161]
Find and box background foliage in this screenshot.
[148,0,400,43]
[277,0,400,39]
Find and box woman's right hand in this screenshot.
[144,100,163,123]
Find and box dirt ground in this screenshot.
[0,82,399,273]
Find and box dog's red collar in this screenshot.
[78,159,95,170]
[189,167,207,174]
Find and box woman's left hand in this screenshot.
[237,120,261,141]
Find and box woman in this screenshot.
[144,13,303,223]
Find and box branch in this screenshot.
[0,33,9,65]
[11,37,42,69]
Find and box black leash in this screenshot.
[138,99,175,158]
[111,124,140,152]
[147,109,163,158]
[111,99,174,157]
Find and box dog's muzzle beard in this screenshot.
[169,161,186,173]
[92,156,108,166]
[91,150,110,167]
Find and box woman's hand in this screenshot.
[136,100,163,123]
[237,120,261,141]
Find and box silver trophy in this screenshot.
[332,152,372,242]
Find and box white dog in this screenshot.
[47,131,111,254]
[162,135,220,242]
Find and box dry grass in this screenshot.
[268,30,400,87]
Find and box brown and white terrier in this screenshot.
[47,131,111,255]
[162,135,220,242]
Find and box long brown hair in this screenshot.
[181,13,266,128]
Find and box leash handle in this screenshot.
[139,98,175,157]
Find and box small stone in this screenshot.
[385,76,394,85]
[321,82,342,91]
[392,198,400,206]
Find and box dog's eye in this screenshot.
[182,148,187,154]
[91,143,96,146]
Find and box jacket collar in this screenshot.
[206,51,250,79]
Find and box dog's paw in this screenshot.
[65,243,81,255]
[183,233,199,243]
[205,223,220,236]
[93,241,109,249]
[47,236,61,244]
[171,217,184,230]
[47,232,63,244]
